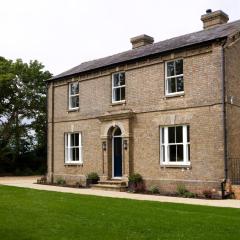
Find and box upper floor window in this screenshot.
[112,72,125,103]
[160,125,190,166]
[69,82,79,110]
[165,59,184,96]
[65,132,82,164]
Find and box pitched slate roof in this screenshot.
[50,20,240,81]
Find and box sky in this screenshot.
[0,0,239,75]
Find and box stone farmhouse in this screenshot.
[47,10,240,196]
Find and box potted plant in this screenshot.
[86,172,99,186]
[128,173,144,192]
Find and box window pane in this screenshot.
[176,126,183,143]
[176,76,184,92]
[187,144,190,161]
[74,134,79,146]
[121,87,125,100]
[113,74,120,86]
[119,73,125,85]
[169,145,176,162]
[70,148,73,161]
[113,88,121,101]
[70,134,74,147]
[167,61,175,76]
[175,59,183,75]
[187,126,190,142]
[75,148,79,161]
[168,127,175,143]
[161,146,165,162]
[161,128,164,144]
[167,78,176,93]
[114,127,122,136]
[177,145,184,162]
[70,83,79,95]
[71,96,79,108]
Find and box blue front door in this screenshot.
[113,137,122,177]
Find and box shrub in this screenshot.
[176,184,195,198]
[86,172,99,181]
[203,189,213,199]
[183,191,196,198]
[128,173,143,184]
[128,173,145,193]
[149,185,160,194]
[56,178,66,185]
[176,184,188,196]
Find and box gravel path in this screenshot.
[1,176,240,208]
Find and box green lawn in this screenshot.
[0,186,240,240]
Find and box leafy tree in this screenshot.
[0,56,52,174]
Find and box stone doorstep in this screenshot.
[91,180,128,192]
[98,180,127,186]
[91,184,127,192]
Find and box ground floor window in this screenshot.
[160,125,190,165]
[65,132,82,164]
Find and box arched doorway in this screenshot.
[112,126,123,178]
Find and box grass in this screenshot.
[0,185,240,240]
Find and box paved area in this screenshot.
[0,176,240,209]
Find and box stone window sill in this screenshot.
[160,164,191,169]
[64,163,83,167]
[164,93,185,99]
[111,100,126,106]
[67,108,79,113]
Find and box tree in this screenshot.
[0,56,52,174]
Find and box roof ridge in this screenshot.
[50,19,240,81]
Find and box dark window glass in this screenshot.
[188,144,190,161]
[167,61,175,77]
[75,148,79,161]
[176,126,183,143]
[177,77,184,92]
[114,88,121,101]
[114,127,122,136]
[113,74,119,86]
[175,59,183,75]
[187,126,190,142]
[121,87,125,100]
[70,83,79,95]
[168,78,176,93]
[177,145,184,161]
[71,96,79,108]
[119,73,125,85]
[75,134,79,146]
[168,127,175,143]
[169,145,176,162]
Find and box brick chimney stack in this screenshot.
[130,34,154,49]
[201,9,229,29]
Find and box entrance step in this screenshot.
[91,180,127,192]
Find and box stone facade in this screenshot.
[47,27,240,195]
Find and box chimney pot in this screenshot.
[201,10,229,29]
[206,9,212,14]
[130,34,154,49]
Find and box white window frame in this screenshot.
[69,82,79,110]
[160,125,190,166]
[165,59,184,96]
[64,132,82,164]
[112,72,126,103]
